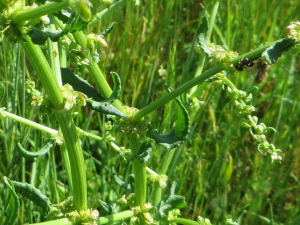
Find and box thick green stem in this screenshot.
[55,109,87,211]
[20,37,64,109]
[72,31,125,113]
[10,1,69,24]
[20,37,87,211]
[132,39,288,121]
[129,133,147,207]
[132,66,225,121]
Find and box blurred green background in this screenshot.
[1,0,300,224]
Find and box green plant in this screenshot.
[1,1,300,225]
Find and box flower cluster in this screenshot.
[26,80,52,111]
[131,203,155,225]
[87,33,108,52]
[287,21,300,42]
[1,1,50,38]
[148,169,168,189]
[207,42,238,64]
[198,216,212,225]
[167,209,181,224]
[217,74,282,163]
[61,83,86,111]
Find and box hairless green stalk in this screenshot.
[72,31,126,113]
[20,36,87,211]
[129,133,147,207]
[131,39,288,122]
[10,1,69,24]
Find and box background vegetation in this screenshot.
[1,0,300,224]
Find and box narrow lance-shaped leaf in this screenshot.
[101,22,116,36]
[147,85,190,149]
[262,38,295,64]
[197,16,210,56]
[3,176,20,225]
[61,68,127,117]
[11,181,51,214]
[16,139,54,159]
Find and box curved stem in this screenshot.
[71,31,126,113]
[132,38,289,121]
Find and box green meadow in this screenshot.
[1,0,300,224]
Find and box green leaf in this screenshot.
[88,72,122,106]
[101,22,117,37]
[136,139,152,163]
[170,180,177,196]
[11,181,51,214]
[262,38,295,64]
[179,92,193,107]
[157,194,186,219]
[157,181,186,219]
[29,10,89,45]
[63,10,89,33]
[3,176,20,225]
[196,16,210,56]
[29,24,64,45]
[16,139,54,159]
[61,68,127,117]
[98,200,117,214]
[112,169,133,190]
[147,86,190,149]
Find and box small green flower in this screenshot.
[287,21,300,42]
[167,209,180,221]
[197,216,212,225]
